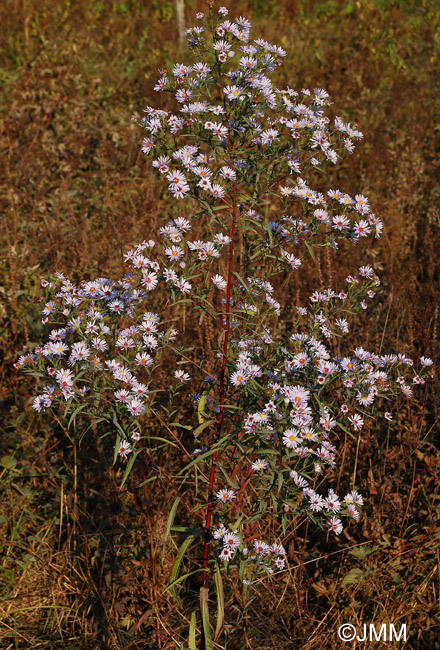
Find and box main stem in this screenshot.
[201,128,237,589]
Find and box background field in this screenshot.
[0,0,439,648]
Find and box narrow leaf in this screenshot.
[113,432,121,465]
[199,587,213,650]
[112,412,126,436]
[170,422,193,430]
[138,474,159,487]
[178,447,217,475]
[67,403,88,430]
[197,393,209,424]
[214,564,225,640]
[189,611,197,650]
[267,222,273,248]
[164,497,180,544]
[169,533,199,604]
[193,420,215,438]
[120,450,139,487]
[304,240,316,262]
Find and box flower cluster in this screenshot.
[15,240,194,453]
[17,5,433,612]
[136,6,380,270]
[213,524,287,580]
[210,267,431,540]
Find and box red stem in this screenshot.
[201,127,237,588]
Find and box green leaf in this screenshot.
[112,412,126,437]
[341,568,364,587]
[305,239,319,262]
[178,447,217,475]
[147,436,178,448]
[237,308,257,316]
[193,420,215,438]
[197,393,209,424]
[336,420,355,439]
[214,564,225,640]
[138,474,159,487]
[232,271,249,293]
[113,432,121,465]
[189,611,197,650]
[277,471,284,493]
[267,222,273,248]
[232,272,259,311]
[348,545,372,560]
[1,455,17,470]
[249,247,263,260]
[120,450,140,488]
[4,569,15,585]
[168,533,200,604]
[252,170,262,200]
[170,422,193,430]
[164,497,181,544]
[166,568,204,591]
[218,467,238,490]
[199,587,213,650]
[67,402,88,430]
[200,200,215,218]
[231,514,244,530]
[78,417,108,443]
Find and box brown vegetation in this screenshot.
[1,1,439,648]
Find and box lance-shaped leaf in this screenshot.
[199,587,213,650]
[164,496,181,546]
[189,610,197,650]
[193,419,215,439]
[214,564,225,640]
[120,449,140,487]
[168,532,201,605]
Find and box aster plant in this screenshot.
[17,4,433,648]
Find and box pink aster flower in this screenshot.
[216,489,236,503]
[165,246,184,261]
[118,440,132,459]
[174,369,190,382]
[223,532,240,549]
[219,547,234,561]
[135,352,153,367]
[251,458,268,471]
[328,517,343,535]
[348,414,364,431]
[230,370,249,387]
[274,557,285,570]
[212,274,227,290]
[126,398,146,416]
[253,540,270,556]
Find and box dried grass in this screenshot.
[1,0,439,648]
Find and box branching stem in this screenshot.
[201,123,238,590]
